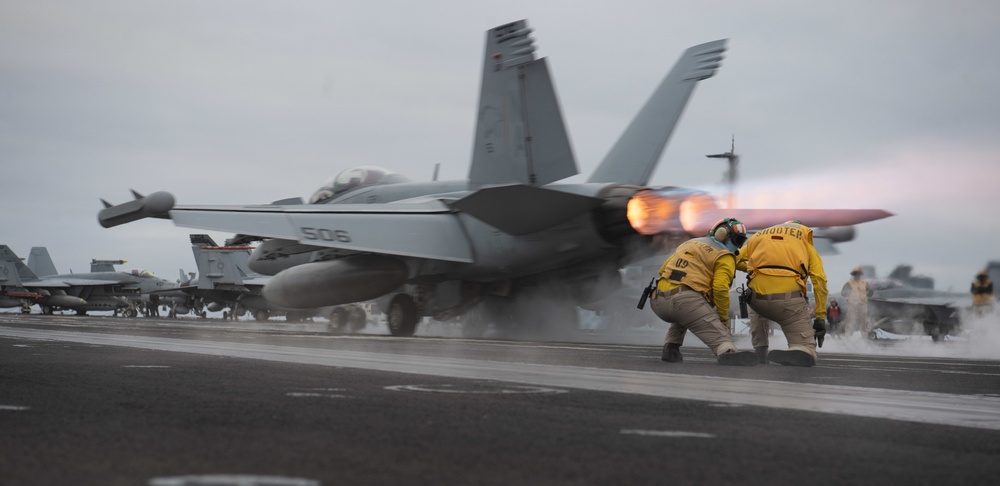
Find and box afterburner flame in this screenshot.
[679,194,720,233]
[626,189,720,235]
[627,191,675,234]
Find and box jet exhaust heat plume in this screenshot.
[625,187,891,237]
[626,189,719,235]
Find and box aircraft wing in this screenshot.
[101,197,474,263]
[26,278,100,287]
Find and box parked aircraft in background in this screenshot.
[0,245,179,316]
[852,265,968,341]
[171,235,370,328]
[98,19,891,337]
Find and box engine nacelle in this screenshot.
[263,255,409,309]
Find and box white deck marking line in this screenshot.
[620,430,716,438]
[4,326,1000,431]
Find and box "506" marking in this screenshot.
[300,227,352,243]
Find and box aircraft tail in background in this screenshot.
[189,234,261,290]
[0,245,40,286]
[27,247,58,277]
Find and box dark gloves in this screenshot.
[813,318,827,347]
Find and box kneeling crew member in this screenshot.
[743,220,828,367]
[650,218,758,366]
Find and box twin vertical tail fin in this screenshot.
[588,39,727,186]
[189,234,258,290]
[27,247,58,277]
[0,245,39,286]
[468,20,578,186]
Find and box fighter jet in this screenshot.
[853,265,968,341]
[29,247,187,317]
[97,20,891,337]
[169,234,360,326]
[0,245,179,316]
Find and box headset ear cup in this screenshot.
[714,226,729,242]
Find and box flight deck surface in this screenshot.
[2,314,998,484]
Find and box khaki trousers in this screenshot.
[844,303,869,336]
[650,289,737,356]
[748,293,817,362]
[748,307,772,350]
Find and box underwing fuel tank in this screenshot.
[0,297,24,307]
[206,302,227,313]
[262,255,408,309]
[37,294,88,308]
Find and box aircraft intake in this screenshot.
[262,255,408,309]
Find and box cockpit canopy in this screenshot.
[309,165,412,204]
[130,269,158,278]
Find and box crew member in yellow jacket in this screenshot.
[841,266,874,338]
[741,220,828,367]
[650,218,758,366]
[971,270,994,317]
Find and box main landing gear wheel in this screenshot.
[347,305,367,332]
[387,295,418,337]
[122,308,138,318]
[328,307,348,331]
[254,310,270,322]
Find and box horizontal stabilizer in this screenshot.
[686,208,893,234]
[451,185,602,236]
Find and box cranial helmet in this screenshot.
[710,218,748,247]
[786,219,802,225]
[851,266,863,276]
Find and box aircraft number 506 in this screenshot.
[300,227,352,243]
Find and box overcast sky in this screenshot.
[2,0,998,293]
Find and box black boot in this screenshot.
[661,343,683,362]
[755,346,768,364]
[767,349,815,367]
[717,350,759,366]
